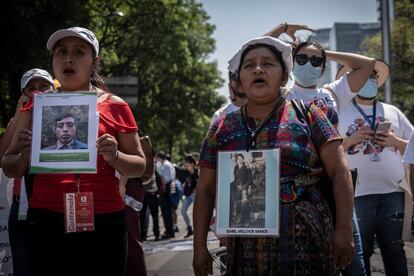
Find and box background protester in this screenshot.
[0,68,53,276]
[288,38,373,276]
[181,154,198,238]
[122,176,147,276]
[337,61,413,276]
[210,71,248,126]
[403,133,414,204]
[193,36,354,275]
[140,170,162,241]
[270,22,375,276]
[2,27,146,276]
[171,159,185,233]
[156,151,176,239]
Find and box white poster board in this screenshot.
[0,169,14,275]
[30,92,98,173]
[216,149,280,237]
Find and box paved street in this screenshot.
[143,203,414,275]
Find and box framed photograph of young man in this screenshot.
[30,92,98,173]
[215,149,280,237]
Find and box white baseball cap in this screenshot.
[20,68,54,91]
[228,36,293,76]
[46,27,99,57]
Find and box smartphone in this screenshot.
[375,121,392,134]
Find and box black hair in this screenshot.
[157,151,166,160]
[292,40,327,74]
[228,71,238,81]
[228,71,247,101]
[236,153,245,160]
[55,113,76,128]
[184,154,197,165]
[237,43,287,77]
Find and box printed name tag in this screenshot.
[64,192,94,233]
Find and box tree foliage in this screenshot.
[87,0,225,158]
[0,0,225,160]
[361,0,414,122]
[0,0,89,129]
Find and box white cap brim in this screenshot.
[228,36,293,76]
[47,29,98,56]
[20,69,54,91]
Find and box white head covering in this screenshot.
[47,27,99,57]
[20,68,53,91]
[228,36,293,76]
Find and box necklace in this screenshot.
[241,97,285,150]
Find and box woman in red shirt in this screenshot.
[2,27,146,276]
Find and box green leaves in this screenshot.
[88,0,225,157]
[0,0,225,160]
[361,0,414,122]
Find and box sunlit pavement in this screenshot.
[143,202,219,276]
[143,202,414,275]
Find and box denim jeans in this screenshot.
[355,192,407,276]
[181,193,195,227]
[8,196,32,276]
[342,210,366,276]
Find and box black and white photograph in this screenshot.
[229,152,266,228]
[30,93,98,173]
[41,105,89,150]
[216,149,280,237]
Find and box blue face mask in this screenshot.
[358,78,378,98]
[293,62,322,87]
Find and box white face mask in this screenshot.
[293,62,322,87]
[357,78,378,98]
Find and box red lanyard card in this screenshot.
[64,192,95,233]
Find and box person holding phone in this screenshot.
[337,60,413,276]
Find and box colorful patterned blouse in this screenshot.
[200,99,342,275]
[200,100,341,176]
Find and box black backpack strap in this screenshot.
[291,99,337,223]
[290,99,308,123]
[23,172,34,199]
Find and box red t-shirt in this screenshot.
[29,96,138,214]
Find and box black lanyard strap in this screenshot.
[352,98,377,130]
[241,97,285,151]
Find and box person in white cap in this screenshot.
[193,36,354,275]
[2,27,147,276]
[335,60,413,276]
[0,68,53,276]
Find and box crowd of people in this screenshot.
[0,21,413,276]
[194,22,414,276]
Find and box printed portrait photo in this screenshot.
[41,105,89,150]
[229,151,266,229]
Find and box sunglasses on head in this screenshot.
[295,54,324,67]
